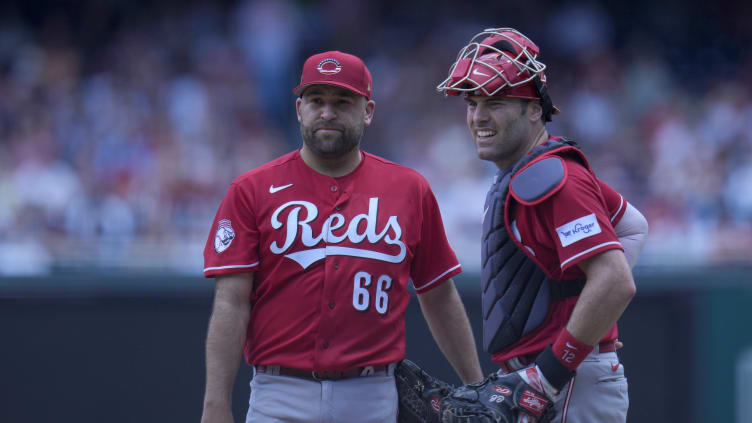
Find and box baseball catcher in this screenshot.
[396,359,555,423]
[428,26,648,423]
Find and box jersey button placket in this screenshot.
[319,181,340,365]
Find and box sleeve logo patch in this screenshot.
[556,213,601,247]
[214,219,236,253]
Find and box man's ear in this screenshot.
[364,99,375,126]
[295,97,303,123]
[528,101,543,122]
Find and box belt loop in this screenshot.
[387,363,396,376]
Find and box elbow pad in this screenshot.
[613,202,648,268]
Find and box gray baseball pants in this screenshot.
[245,371,398,423]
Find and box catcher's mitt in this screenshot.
[440,371,555,423]
[395,359,454,423]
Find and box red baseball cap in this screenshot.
[293,51,372,99]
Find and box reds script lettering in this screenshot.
[270,197,407,269]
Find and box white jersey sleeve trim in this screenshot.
[560,242,622,269]
[203,262,259,273]
[414,263,461,291]
[610,195,624,223]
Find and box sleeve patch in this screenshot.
[556,213,601,247]
[214,219,236,253]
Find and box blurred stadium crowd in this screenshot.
[1,0,751,275]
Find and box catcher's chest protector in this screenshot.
[481,139,586,354]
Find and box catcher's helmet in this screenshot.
[437,28,559,121]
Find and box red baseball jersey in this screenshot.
[493,139,627,363]
[203,150,462,371]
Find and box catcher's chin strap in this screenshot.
[533,76,554,122]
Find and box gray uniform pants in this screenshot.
[553,350,628,423]
[503,346,629,423]
[245,372,398,423]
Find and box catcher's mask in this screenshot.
[437,27,559,122]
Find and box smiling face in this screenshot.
[296,84,375,159]
[465,96,542,169]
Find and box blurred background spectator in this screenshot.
[1,0,750,276]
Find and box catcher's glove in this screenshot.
[395,359,454,423]
[440,369,555,423]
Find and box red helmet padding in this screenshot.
[438,28,559,119]
[446,53,540,99]
[449,58,472,81]
[439,28,548,99]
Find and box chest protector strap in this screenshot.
[481,138,587,354]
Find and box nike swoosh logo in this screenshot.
[565,342,578,350]
[269,183,293,193]
[611,362,620,372]
[472,68,490,77]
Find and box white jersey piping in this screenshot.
[203,262,259,273]
[414,263,462,291]
[610,195,624,223]
[560,242,621,269]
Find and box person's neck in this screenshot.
[300,146,363,177]
[494,127,549,170]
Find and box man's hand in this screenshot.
[441,370,555,423]
[513,365,559,400]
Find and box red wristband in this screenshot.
[551,329,594,371]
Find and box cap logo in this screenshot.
[317,58,341,75]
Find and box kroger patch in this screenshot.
[556,213,601,247]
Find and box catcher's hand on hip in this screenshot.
[440,367,555,423]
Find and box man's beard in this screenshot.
[301,121,363,158]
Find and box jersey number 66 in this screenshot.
[352,271,392,315]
